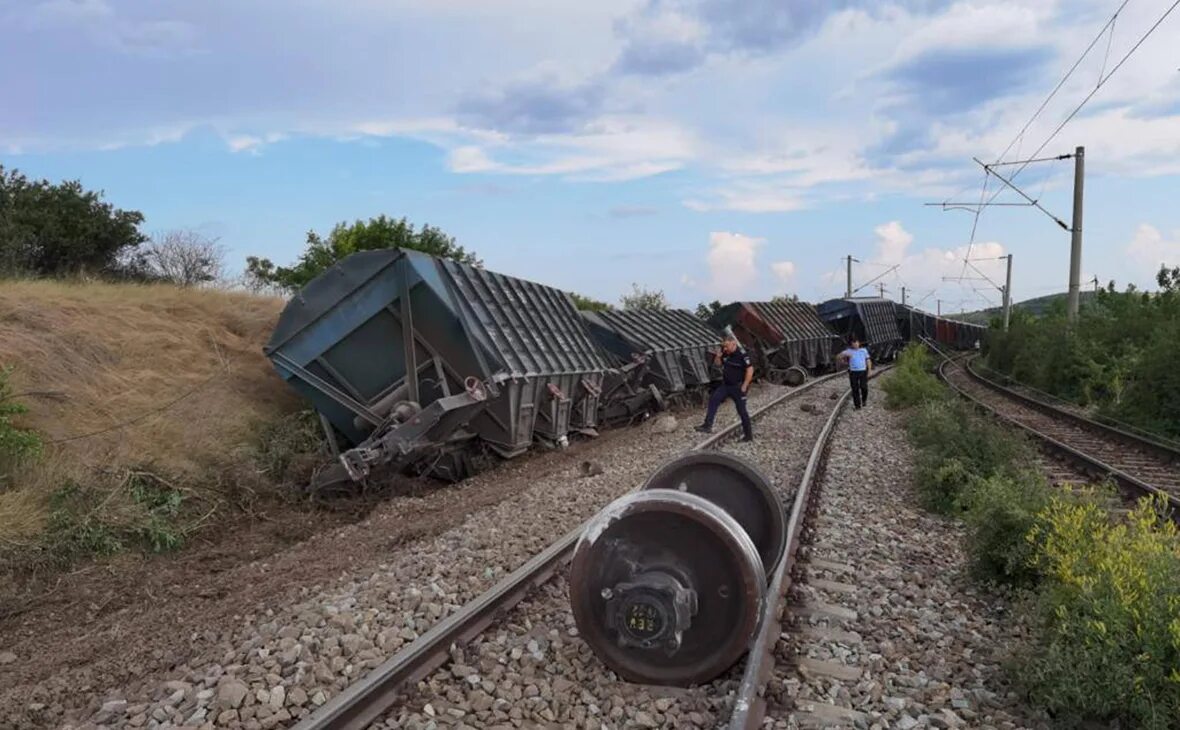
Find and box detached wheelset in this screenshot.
[569,451,786,686]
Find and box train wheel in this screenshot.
[569,490,765,686]
[783,366,807,387]
[641,451,786,577]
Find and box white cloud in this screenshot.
[874,221,913,264]
[225,132,286,154]
[704,232,765,300]
[1127,223,1180,268]
[824,221,1009,309]
[442,116,696,181]
[770,260,796,282]
[684,181,808,213]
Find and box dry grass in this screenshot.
[0,279,302,549]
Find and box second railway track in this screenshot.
[298,369,882,730]
[938,352,1180,512]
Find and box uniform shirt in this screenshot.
[843,347,870,372]
[722,347,752,386]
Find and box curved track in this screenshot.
[293,369,869,730]
[938,353,1180,512]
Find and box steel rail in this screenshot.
[964,357,1180,462]
[293,370,847,730]
[726,366,890,729]
[938,355,1180,514]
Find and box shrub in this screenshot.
[0,365,42,489]
[961,473,1051,586]
[905,399,1036,514]
[1018,493,1180,728]
[913,454,978,513]
[39,470,189,565]
[882,344,945,409]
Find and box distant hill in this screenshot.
[948,290,1099,325]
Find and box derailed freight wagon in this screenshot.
[895,304,986,350]
[582,308,723,410]
[264,249,652,490]
[816,297,905,362]
[707,300,842,385]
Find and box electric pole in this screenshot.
[937,299,941,316]
[845,255,854,299]
[901,286,907,306]
[1067,146,1085,321]
[878,282,886,298]
[1002,254,1013,332]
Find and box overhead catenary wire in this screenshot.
[986,0,1132,169]
[937,0,1178,302]
[985,0,1180,206]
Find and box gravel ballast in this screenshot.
[378,376,854,729]
[764,375,1050,729]
[55,383,802,730]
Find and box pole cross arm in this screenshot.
[974,157,1071,231]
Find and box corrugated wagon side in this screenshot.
[583,308,723,400]
[816,297,905,362]
[708,300,841,384]
[264,249,611,489]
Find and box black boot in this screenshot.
[695,425,712,433]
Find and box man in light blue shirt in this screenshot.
[837,337,872,409]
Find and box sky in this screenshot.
[3,0,1180,313]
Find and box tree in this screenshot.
[133,230,226,286]
[570,292,612,312]
[620,283,668,311]
[0,165,146,277]
[695,300,723,320]
[245,215,479,291]
[1157,264,1180,293]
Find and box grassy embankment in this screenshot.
[882,345,1180,729]
[0,279,326,571]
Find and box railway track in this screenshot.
[293,368,882,730]
[938,352,1180,512]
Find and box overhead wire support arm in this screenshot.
[985,153,1074,167]
[973,157,1071,231]
[850,264,900,296]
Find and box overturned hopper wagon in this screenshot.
[582,308,723,407]
[264,249,618,489]
[816,297,904,362]
[707,301,841,385]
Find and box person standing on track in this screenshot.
[838,337,872,409]
[695,335,754,442]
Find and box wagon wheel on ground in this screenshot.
[641,451,786,577]
[569,490,766,686]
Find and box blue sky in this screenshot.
[3,0,1180,311]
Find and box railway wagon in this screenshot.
[707,300,842,385]
[265,248,648,488]
[895,304,987,350]
[816,297,905,362]
[582,307,723,406]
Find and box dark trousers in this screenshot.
[849,370,868,408]
[703,384,752,438]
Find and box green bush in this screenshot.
[881,344,945,409]
[0,365,42,487]
[961,473,1051,586]
[986,277,1180,439]
[905,399,1036,514]
[1018,493,1180,729]
[42,472,189,565]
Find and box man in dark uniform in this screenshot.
[695,335,754,441]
